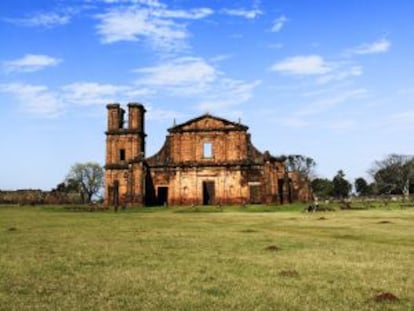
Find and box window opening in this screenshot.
[119,149,126,161]
[203,142,213,158]
[119,109,125,129]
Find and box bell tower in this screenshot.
[104,103,146,207]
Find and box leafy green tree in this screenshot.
[311,178,334,198]
[354,177,370,196]
[332,170,352,198]
[65,162,104,203]
[369,154,414,195]
[54,179,80,193]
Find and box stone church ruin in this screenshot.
[105,103,310,207]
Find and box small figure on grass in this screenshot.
[306,196,319,213]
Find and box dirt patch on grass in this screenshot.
[7,227,17,232]
[279,270,299,278]
[318,216,327,220]
[241,229,258,233]
[374,292,399,302]
[265,245,281,251]
[377,220,392,224]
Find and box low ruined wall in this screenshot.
[0,190,82,205]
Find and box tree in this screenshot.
[54,179,80,193]
[354,177,370,196]
[369,154,414,195]
[285,155,317,180]
[65,162,104,203]
[311,178,334,198]
[332,170,352,199]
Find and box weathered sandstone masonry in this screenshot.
[105,103,310,206]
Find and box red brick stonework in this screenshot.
[104,103,311,207]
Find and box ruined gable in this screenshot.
[150,114,253,165]
[168,114,248,133]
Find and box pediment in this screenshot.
[168,114,248,133]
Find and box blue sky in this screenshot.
[1,0,413,190]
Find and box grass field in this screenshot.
[0,205,413,310]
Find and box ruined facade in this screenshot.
[105,103,311,207]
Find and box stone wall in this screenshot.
[0,189,82,205]
[146,166,251,205]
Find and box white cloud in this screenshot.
[270,55,332,75]
[0,83,63,117]
[3,54,62,73]
[0,80,154,117]
[317,66,363,84]
[153,8,213,19]
[102,0,163,5]
[135,57,218,94]
[221,8,262,19]
[271,56,362,84]
[271,15,288,32]
[146,105,185,120]
[62,82,152,105]
[95,3,213,51]
[196,79,261,112]
[96,7,185,48]
[279,89,368,130]
[4,12,72,28]
[134,56,260,113]
[348,38,391,55]
[209,54,233,63]
[297,88,368,116]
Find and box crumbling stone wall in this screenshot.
[104,106,311,207]
[0,189,82,205]
[145,114,289,206]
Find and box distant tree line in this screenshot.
[311,170,352,199]
[311,154,414,199]
[0,162,104,205]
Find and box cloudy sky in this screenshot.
[1,0,413,190]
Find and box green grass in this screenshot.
[0,205,413,310]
